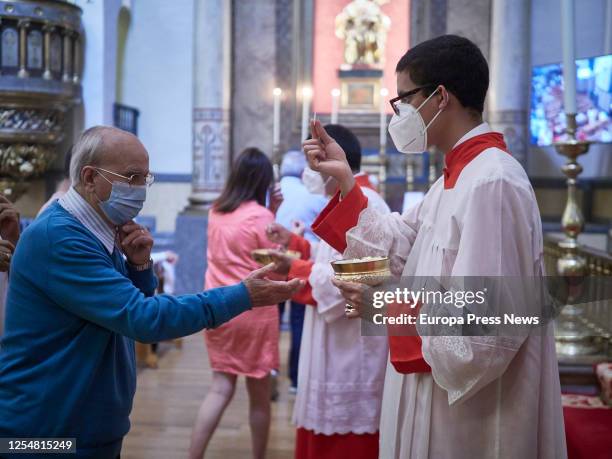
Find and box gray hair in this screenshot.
[69,126,118,185]
[280,150,306,178]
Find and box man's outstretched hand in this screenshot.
[243,263,304,307]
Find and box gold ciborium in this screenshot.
[251,248,301,266]
[331,256,391,314]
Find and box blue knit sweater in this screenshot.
[0,203,251,458]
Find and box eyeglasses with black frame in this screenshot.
[388,84,437,115]
[95,167,155,187]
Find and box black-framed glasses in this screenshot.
[95,167,155,187]
[389,84,437,115]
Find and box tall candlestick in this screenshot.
[561,0,577,115]
[301,86,312,141]
[331,88,340,124]
[272,87,282,147]
[379,88,389,150]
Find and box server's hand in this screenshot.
[331,277,369,319]
[303,120,355,197]
[266,222,292,246]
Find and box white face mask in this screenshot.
[302,167,325,195]
[388,89,443,154]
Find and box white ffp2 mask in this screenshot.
[388,89,443,154]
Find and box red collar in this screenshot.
[443,132,508,189]
[354,173,376,191]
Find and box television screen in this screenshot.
[529,54,611,146]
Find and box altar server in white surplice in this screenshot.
[303,35,566,459]
[267,125,389,459]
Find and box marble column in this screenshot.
[410,0,447,46]
[446,0,491,61]
[186,0,232,211]
[231,0,277,158]
[175,0,231,295]
[488,0,531,166]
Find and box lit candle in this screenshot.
[379,87,389,150]
[560,0,577,114]
[272,87,282,147]
[301,87,312,141]
[331,88,340,124]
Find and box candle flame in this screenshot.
[302,87,313,98]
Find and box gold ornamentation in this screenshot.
[332,256,391,315]
[251,249,301,266]
[0,107,63,133]
[335,0,391,68]
[553,113,599,358]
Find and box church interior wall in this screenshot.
[141,181,192,233]
[528,0,612,179]
[120,0,194,176]
[119,0,196,230]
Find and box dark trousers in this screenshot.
[288,301,305,388]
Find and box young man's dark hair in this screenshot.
[396,34,489,116]
[322,124,361,172]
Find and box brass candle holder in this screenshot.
[553,113,599,357]
[331,256,391,314]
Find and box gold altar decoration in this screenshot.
[335,0,391,68]
[332,256,391,314]
[331,256,390,285]
[553,113,599,358]
[0,0,83,200]
[251,249,301,266]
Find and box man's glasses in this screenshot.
[389,85,437,115]
[95,167,155,187]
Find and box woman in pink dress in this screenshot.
[190,148,282,459]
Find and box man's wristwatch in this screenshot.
[129,258,153,271]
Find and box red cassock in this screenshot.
[289,174,385,459]
[295,428,379,459]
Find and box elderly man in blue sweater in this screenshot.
[0,126,303,458]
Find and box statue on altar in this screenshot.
[335,0,391,68]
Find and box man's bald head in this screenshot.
[70,126,148,186]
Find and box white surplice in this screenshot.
[341,124,567,458]
[293,186,390,435]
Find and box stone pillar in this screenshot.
[446,0,491,61]
[186,0,232,211]
[175,0,231,295]
[231,0,276,157]
[410,0,447,46]
[488,0,531,166]
[77,0,122,127]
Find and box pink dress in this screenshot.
[204,200,279,378]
